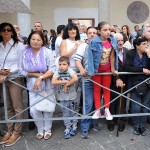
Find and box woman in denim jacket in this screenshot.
[87,21,118,120]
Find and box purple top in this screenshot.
[19,46,56,91]
[22,46,47,73]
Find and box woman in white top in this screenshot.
[60,23,82,71]
[0,22,25,146]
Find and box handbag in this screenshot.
[35,90,56,112]
[133,80,148,96]
[0,44,13,83]
[146,78,150,88]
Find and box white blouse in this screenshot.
[0,39,25,74]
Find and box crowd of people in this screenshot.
[0,19,150,147]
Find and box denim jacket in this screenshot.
[87,35,118,76]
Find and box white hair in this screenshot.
[114,33,123,40]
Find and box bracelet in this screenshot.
[39,75,44,80]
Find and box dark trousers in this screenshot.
[108,84,127,125]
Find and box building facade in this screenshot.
[0,0,150,36]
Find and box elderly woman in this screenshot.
[0,22,25,146]
[19,31,56,140]
[125,36,150,136]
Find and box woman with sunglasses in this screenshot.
[0,22,25,146]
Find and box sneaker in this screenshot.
[70,128,77,136]
[93,124,101,131]
[0,131,13,144]
[64,129,71,139]
[92,110,101,119]
[140,127,147,136]
[133,128,140,135]
[5,134,21,147]
[81,131,88,139]
[104,108,113,120]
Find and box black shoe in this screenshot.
[92,124,101,131]
[133,128,140,135]
[128,118,133,126]
[0,130,4,137]
[147,117,150,124]
[140,127,147,136]
[107,123,114,131]
[118,124,125,132]
[29,122,35,130]
[0,102,4,108]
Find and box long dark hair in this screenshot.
[27,31,45,46]
[97,21,109,31]
[62,23,80,40]
[0,22,18,43]
[50,29,57,38]
[121,25,130,37]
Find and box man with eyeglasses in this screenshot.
[72,19,87,41]
[107,33,128,132]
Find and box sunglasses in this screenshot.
[1,29,12,32]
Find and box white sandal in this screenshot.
[36,133,44,139]
[44,130,52,140]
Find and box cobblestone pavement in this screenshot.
[0,117,150,150]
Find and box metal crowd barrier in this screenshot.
[0,72,150,124]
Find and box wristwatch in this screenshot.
[39,75,44,80]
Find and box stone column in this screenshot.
[18,0,31,37]
[98,0,110,23]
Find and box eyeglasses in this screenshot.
[1,29,12,32]
[117,40,124,42]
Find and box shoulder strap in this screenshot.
[2,43,14,69]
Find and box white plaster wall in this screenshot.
[18,0,31,37]
[30,0,98,32]
[54,8,98,29]
[1,0,150,34]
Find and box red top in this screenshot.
[98,41,112,72]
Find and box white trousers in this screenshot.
[29,91,53,133]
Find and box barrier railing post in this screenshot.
[82,77,86,116]
[2,81,8,121]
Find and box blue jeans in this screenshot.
[80,80,97,132]
[131,89,150,129]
